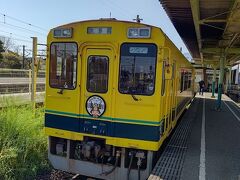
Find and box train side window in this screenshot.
[50,42,77,89]
[87,56,109,93]
[188,72,192,88]
[184,72,188,90]
[119,43,157,95]
[180,71,184,92]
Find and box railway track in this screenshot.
[36,169,75,180]
[36,169,99,180]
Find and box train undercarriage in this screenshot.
[48,136,155,180]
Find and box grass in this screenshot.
[0,101,50,180]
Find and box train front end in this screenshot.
[45,20,165,180]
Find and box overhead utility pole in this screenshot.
[31,37,37,110]
[22,45,25,69]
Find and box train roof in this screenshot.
[50,19,192,65]
[54,19,158,30]
[51,19,171,50]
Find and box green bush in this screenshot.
[0,103,50,180]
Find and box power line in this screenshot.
[0,12,48,32]
[0,29,31,39]
[0,21,47,36]
[108,0,136,18]
[101,0,131,20]
[102,0,137,20]
[0,31,46,45]
[0,34,32,43]
[0,28,46,42]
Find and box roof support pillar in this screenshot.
[211,66,217,98]
[203,67,207,87]
[190,0,203,62]
[216,52,225,111]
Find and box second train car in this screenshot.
[45,19,194,180]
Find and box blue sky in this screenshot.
[0,0,190,57]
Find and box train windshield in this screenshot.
[87,56,109,93]
[50,42,77,89]
[119,43,157,95]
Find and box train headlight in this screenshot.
[127,27,151,38]
[128,28,138,37]
[53,28,72,38]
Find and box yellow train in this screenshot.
[45,19,194,180]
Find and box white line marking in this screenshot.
[223,101,240,122]
[199,97,206,180]
[229,101,240,113]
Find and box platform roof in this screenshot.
[159,0,240,67]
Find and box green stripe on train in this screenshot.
[45,109,161,126]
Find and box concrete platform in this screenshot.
[149,93,240,180]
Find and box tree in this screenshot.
[0,36,14,51]
[0,37,22,69]
[0,51,22,68]
[0,40,4,60]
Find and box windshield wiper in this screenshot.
[57,82,68,94]
[131,94,140,101]
[129,87,140,101]
[57,88,64,94]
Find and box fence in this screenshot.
[0,68,46,94]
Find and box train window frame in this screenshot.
[49,42,78,90]
[86,55,109,93]
[118,42,157,96]
[180,71,184,92]
[180,70,193,92]
[188,72,192,88]
[184,72,188,90]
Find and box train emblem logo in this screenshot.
[86,96,106,118]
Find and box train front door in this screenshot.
[80,46,114,121]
